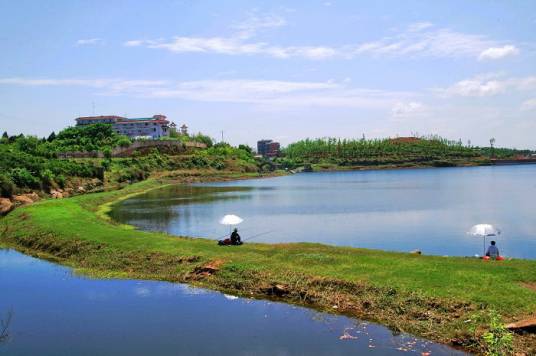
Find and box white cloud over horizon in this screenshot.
[478,45,519,60]
[123,22,519,61]
[0,77,416,110]
[439,74,536,97]
[76,38,104,46]
[521,97,536,111]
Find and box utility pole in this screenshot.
[490,138,496,158]
[221,130,224,143]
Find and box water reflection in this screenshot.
[112,166,536,258]
[0,250,466,355]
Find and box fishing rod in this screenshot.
[243,230,276,242]
[214,227,254,240]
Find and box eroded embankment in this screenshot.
[2,175,536,355]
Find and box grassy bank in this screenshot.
[1,171,536,354]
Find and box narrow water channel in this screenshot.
[0,249,466,355]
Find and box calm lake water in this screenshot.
[0,249,465,355]
[110,165,536,259]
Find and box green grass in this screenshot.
[2,173,536,354]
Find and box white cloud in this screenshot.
[232,13,286,39]
[76,38,104,46]
[124,22,515,61]
[0,76,413,109]
[439,75,536,97]
[0,77,169,96]
[391,101,425,117]
[521,98,536,111]
[443,79,504,97]
[407,22,434,32]
[124,37,338,60]
[124,40,144,47]
[478,45,519,60]
[353,25,495,58]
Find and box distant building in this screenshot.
[257,139,280,158]
[180,124,188,135]
[75,114,171,139]
[75,115,125,126]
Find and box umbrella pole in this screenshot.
[483,236,486,257]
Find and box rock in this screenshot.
[24,192,40,202]
[191,260,224,278]
[50,190,64,199]
[0,198,13,215]
[506,317,536,331]
[77,186,86,193]
[13,195,33,204]
[262,283,290,297]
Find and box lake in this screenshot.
[0,249,466,355]
[110,165,536,259]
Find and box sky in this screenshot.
[0,0,535,148]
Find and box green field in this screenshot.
[2,173,535,354]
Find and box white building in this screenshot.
[76,114,171,139]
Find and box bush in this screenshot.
[117,137,131,147]
[0,174,15,197]
[192,133,213,147]
[40,169,55,190]
[482,310,513,356]
[56,174,66,189]
[10,168,40,189]
[103,147,112,159]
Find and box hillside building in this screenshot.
[75,114,171,139]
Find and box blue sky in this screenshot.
[1,0,535,148]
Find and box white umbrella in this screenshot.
[220,214,243,234]
[468,224,501,256]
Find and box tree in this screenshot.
[47,131,56,142]
[0,174,15,198]
[1,132,7,139]
[238,144,252,154]
[192,133,213,148]
[490,138,496,158]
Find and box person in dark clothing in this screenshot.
[230,228,241,245]
[486,240,499,258]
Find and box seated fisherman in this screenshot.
[230,228,242,245]
[485,241,500,259]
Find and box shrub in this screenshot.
[117,137,131,147]
[482,310,513,356]
[0,174,15,197]
[55,174,66,189]
[103,147,112,159]
[40,169,55,190]
[10,168,40,189]
[192,133,213,147]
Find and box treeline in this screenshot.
[281,136,481,167]
[478,147,534,159]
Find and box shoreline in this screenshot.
[2,170,536,354]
